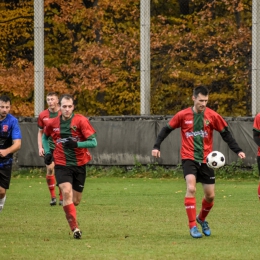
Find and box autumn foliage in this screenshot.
[0,0,252,117]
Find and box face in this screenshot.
[0,100,11,120]
[60,98,74,120]
[192,93,208,113]
[46,95,59,111]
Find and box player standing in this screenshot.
[0,95,22,213]
[152,86,246,238]
[42,94,97,239]
[37,92,63,206]
[252,114,260,200]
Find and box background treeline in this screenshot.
[0,0,252,117]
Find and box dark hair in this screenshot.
[0,95,11,104]
[193,86,209,98]
[59,94,74,105]
[46,92,59,98]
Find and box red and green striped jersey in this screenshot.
[168,107,227,163]
[44,114,96,166]
[253,113,260,156]
[38,109,61,150]
[37,109,61,129]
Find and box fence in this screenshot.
[0,1,256,118]
[17,116,257,168]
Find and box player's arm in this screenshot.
[38,129,45,156]
[78,135,97,148]
[253,129,260,146]
[152,124,174,158]
[220,127,244,155]
[64,134,97,149]
[0,139,21,158]
[42,133,51,155]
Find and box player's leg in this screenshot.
[59,186,63,206]
[183,160,202,238]
[46,162,56,206]
[72,190,83,206]
[196,164,215,236]
[0,165,12,213]
[0,186,6,213]
[257,156,260,200]
[70,165,87,238]
[55,165,81,239]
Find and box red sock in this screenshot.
[46,175,56,198]
[184,197,196,229]
[63,203,78,231]
[59,187,63,201]
[258,184,260,200]
[198,198,214,221]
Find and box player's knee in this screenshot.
[46,169,54,175]
[0,188,6,198]
[187,185,196,195]
[205,194,215,202]
[74,201,80,206]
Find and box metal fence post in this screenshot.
[140,0,150,115]
[34,0,45,117]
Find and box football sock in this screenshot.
[0,195,6,213]
[63,203,78,231]
[198,198,214,221]
[258,184,260,200]
[59,187,63,201]
[184,197,196,229]
[46,175,56,198]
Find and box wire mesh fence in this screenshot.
[0,0,254,117]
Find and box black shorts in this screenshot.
[182,159,215,184]
[54,165,87,192]
[257,156,260,176]
[0,165,12,189]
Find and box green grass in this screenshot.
[0,171,259,259]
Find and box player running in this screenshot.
[0,95,21,213]
[42,94,97,239]
[252,113,260,200]
[37,92,63,206]
[152,85,246,238]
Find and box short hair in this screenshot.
[193,86,209,98]
[59,94,74,105]
[0,95,11,104]
[46,92,59,98]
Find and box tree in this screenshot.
[0,0,252,117]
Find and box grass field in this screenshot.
[0,174,259,260]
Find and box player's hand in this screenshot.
[39,147,45,157]
[64,137,78,149]
[152,149,160,158]
[238,152,246,159]
[44,153,53,165]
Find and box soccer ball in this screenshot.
[206,151,225,169]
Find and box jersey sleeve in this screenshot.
[212,112,228,132]
[253,114,260,132]
[11,119,22,140]
[168,111,182,129]
[43,121,51,137]
[37,112,44,129]
[80,117,96,139]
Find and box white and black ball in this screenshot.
[206,151,225,169]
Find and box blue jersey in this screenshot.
[0,114,22,166]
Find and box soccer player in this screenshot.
[42,94,97,239]
[151,85,246,238]
[252,114,260,200]
[0,95,22,213]
[37,92,63,206]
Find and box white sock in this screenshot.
[0,195,6,213]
